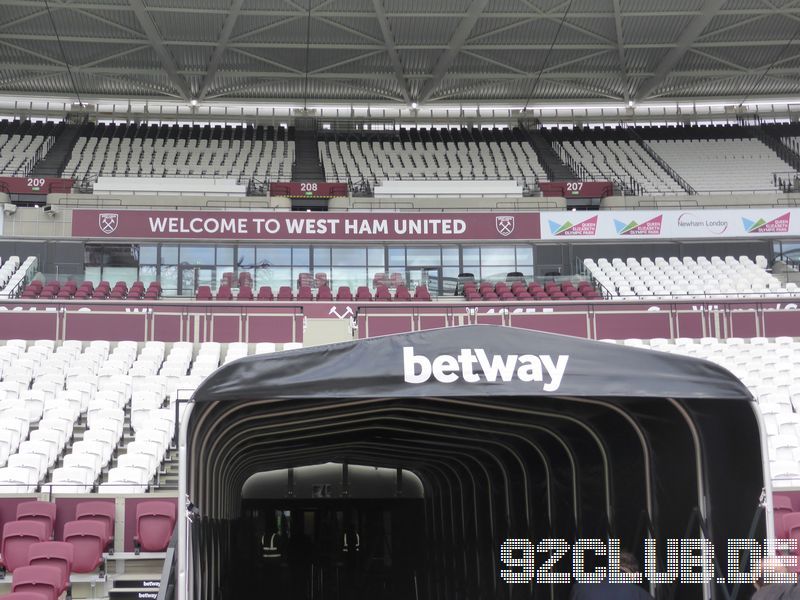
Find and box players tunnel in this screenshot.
[176,326,770,600]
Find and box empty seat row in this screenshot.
[21,280,162,300]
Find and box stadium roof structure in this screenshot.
[2,0,800,106]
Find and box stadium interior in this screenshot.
[1,0,800,599]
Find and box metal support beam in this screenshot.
[611,0,629,102]
[128,0,192,101]
[198,0,244,100]
[371,0,411,103]
[634,0,727,101]
[417,0,490,103]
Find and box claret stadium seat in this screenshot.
[75,501,115,551]
[10,565,62,600]
[414,285,432,301]
[336,286,353,301]
[1,521,47,573]
[215,285,233,301]
[195,286,212,300]
[134,501,177,553]
[236,286,253,301]
[297,286,313,301]
[394,285,411,301]
[316,285,333,301]
[15,502,57,541]
[375,285,392,301]
[62,521,105,573]
[26,542,73,598]
[256,286,274,301]
[277,286,294,301]
[355,286,372,301]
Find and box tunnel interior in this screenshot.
[180,326,767,600]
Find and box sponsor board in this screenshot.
[540,209,800,240]
[72,210,540,241]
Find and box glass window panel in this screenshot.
[256,247,291,265]
[139,245,157,264]
[292,247,310,265]
[101,245,138,267]
[159,265,178,294]
[313,247,331,267]
[442,247,459,265]
[331,267,367,290]
[139,265,157,284]
[237,247,255,267]
[255,266,292,289]
[161,246,178,264]
[84,266,102,283]
[388,247,405,266]
[180,246,215,265]
[515,245,534,266]
[332,247,366,266]
[481,247,515,266]
[406,247,440,266]
[216,247,234,266]
[462,247,480,264]
[104,267,138,286]
[442,267,460,295]
[367,247,384,266]
[481,266,516,281]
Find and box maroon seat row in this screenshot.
[464,280,601,302]
[0,500,176,600]
[196,284,432,302]
[20,280,162,300]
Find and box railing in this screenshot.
[627,129,697,195]
[772,170,800,193]
[0,135,56,178]
[753,124,800,172]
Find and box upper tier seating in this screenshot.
[543,127,682,194]
[319,127,547,186]
[647,138,786,193]
[0,339,303,496]
[584,255,793,299]
[0,121,62,177]
[0,257,38,299]
[600,336,800,488]
[62,122,294,181]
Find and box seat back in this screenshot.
[16,501,57,540]
[75,501,115,546]
[27,542,73,595]
[1,521,47,572]
[62,520,105,572]
[11,564,62,600]
[135,501,177,552]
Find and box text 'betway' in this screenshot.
[403,347,569,391]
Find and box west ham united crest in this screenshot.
[496,216,515,237]
[99,213,119,235]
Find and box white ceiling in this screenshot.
[2,0,800,105]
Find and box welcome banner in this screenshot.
[72,210,541,241]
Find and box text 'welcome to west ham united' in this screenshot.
[147,216,467,236]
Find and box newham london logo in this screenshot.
[403,346,569,392]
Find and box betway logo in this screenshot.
[403,347,568,391]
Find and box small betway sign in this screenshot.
[71,210,541,241]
